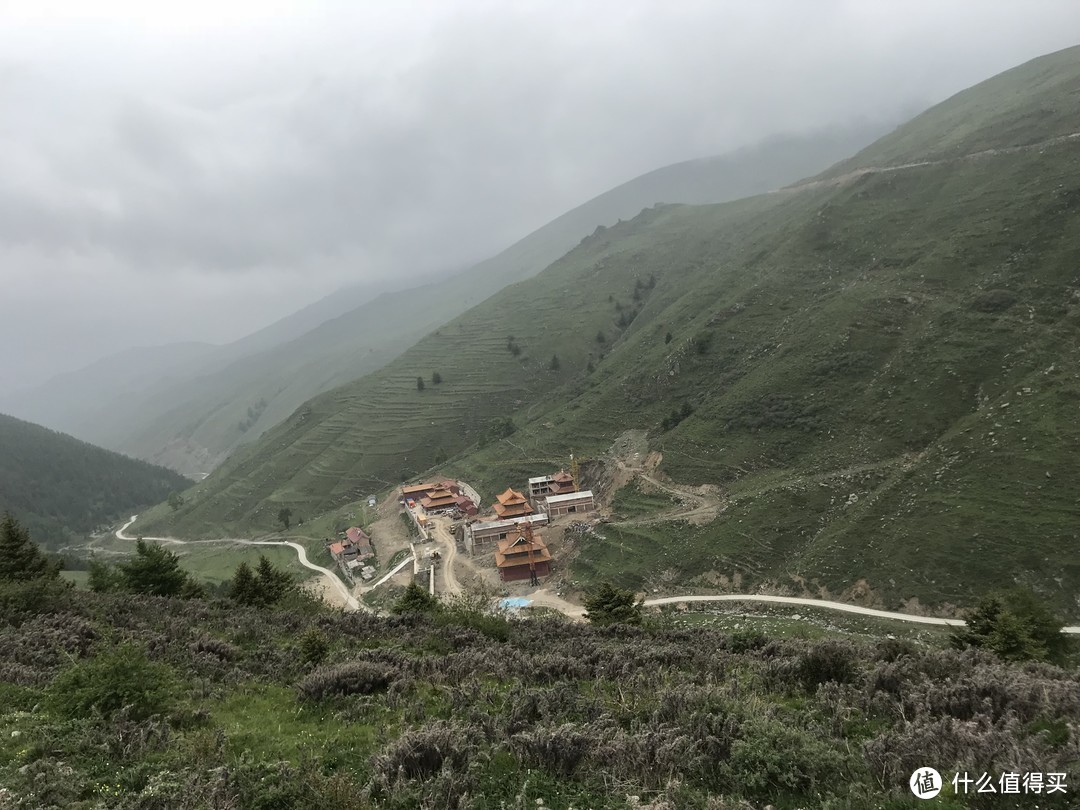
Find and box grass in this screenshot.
[171,544,311,587]
[65,532,315,589]
[60,570,90,588]
[209,683,393,763]
[142,47,1080,616]
[610,480,678,518]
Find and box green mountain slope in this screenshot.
[0,412,190,549]
[10,124,887,479]
[146,46,1080,614]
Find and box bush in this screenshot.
[374,721,479,781]
[0,577,71,624]
[728,718,855,799]
[47,644,178,721]
[299,628,329,665]
[795,640,858,691]
[298,660,395,700]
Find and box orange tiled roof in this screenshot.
[494,528,552,568]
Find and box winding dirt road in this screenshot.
[116,516,361,610]
[117,517,1080,634]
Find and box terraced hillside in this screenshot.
[8,124,885,479]
[145,45,1080,615]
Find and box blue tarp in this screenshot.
[499,597,532,610]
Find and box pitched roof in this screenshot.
[552,470,574,483]
[494,501,534,518]
[496,487,528,505]
[345,527,370,544]
[421,488,457,508]
[494,525,552,567]
[329,542,345,555]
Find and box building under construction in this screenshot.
[494,522,552,584]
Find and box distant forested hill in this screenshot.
[0,412,190,548]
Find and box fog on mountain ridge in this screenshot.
[1,1,1078,387]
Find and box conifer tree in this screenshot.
[392,581,439,614]
[119,540,189,597]
[255,554,294,603]
[583,582,643,626]
[0,512,58,582]
[277,507,293,530]
[87,559,123,592]
[230,561,259,605]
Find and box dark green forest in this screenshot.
[0,413,189,548]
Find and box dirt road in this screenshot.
[430,516,464,595]
[116,516,362,610]
[117,517,1080,634]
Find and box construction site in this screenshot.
[397,455,598,598]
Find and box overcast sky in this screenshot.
[1,0,1078,389]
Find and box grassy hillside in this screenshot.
[11,124,887,479]
[0,413,189,549]
[3,580,1078,809]
[146,46,1080,614]
[822,44,1080,175]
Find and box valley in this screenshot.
[130,45,1080,619]
[5,27,1080,810]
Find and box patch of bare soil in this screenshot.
[303,575,350,609]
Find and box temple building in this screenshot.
[548,469,577,496]
[493,487,534,520]
[421,487,457,513]
[494,523,552,583]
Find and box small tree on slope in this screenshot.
[0,512,58,582]
[584,582,643,627]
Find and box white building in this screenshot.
[528,475,555,499]
[543,490,596,518]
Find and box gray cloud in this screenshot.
[2,0,1079,388]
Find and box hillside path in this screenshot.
[779,131,1080,194]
